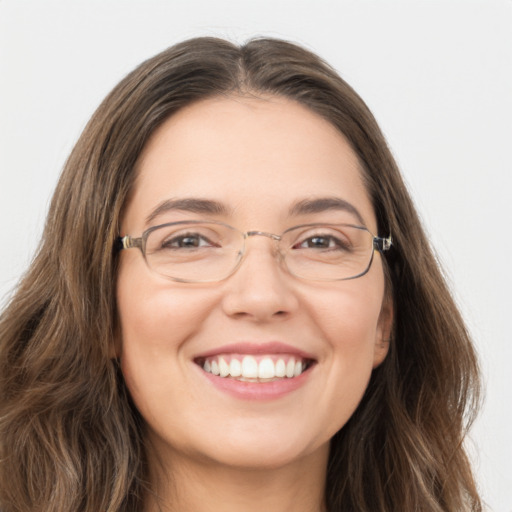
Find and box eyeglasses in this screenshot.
[117,220,392,283]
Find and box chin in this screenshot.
[175,419,331,471]
[203,441,325,471]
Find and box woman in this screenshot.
[0,37,481,511]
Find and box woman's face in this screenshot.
[117,95,392,470]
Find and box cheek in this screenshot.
[321,298,381,391]
[116,257,213,350]
[310,278,384,350]
[115,261,216,396]
[303,278,385,426]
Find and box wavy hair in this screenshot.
[0,37,481,511]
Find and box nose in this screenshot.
[220,234,299,322]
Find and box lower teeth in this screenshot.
[233,376,288,383]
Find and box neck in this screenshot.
[144,442,329,512]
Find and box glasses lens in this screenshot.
[281,224,374,280]
[145,222,242,282]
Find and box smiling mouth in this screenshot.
[195,354,315,382]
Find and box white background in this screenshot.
[0,1,511,510]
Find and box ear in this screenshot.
[373,294,393,368]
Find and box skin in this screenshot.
[116,94,392,512]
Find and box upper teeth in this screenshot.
[202,355,307,380]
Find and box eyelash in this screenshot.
[162,233,217,249]
[293,234,351,250]
[160,232,351,252]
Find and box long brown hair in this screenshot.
[0,37,481,511]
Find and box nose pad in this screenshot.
[245,230,281,245]
[243,230,285,267]
[221,233,298,320]
[240,231,288,276]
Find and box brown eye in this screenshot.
[295,235,350,250]
[301,236,332,248]
[162,234,213,249]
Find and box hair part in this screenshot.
[0,37,481,511]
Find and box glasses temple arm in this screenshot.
[373,235,392,252]
[116,235,143,251]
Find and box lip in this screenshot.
[193,341,317,401]
[194,341,316,360]
[198,368,313,400]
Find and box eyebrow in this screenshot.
[145,196,366,227]
[145,198,230,226]
[288,197,366,226]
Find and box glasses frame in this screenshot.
[117,220,392,283]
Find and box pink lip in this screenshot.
[192,341,317,401]
[194,341,316,360]
[199,368,313,401]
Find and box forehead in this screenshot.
[123,95,376,232]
